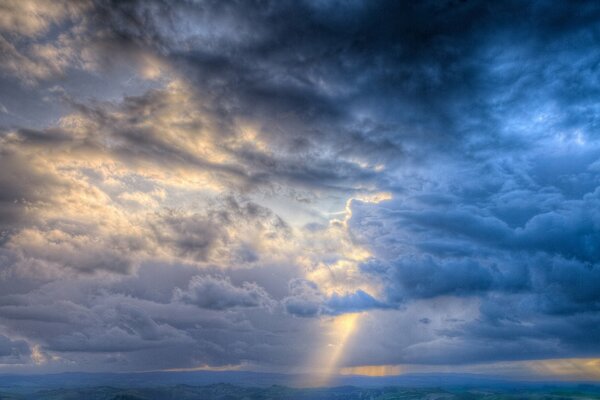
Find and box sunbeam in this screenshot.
[303,313,362,387]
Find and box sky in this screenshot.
[0,0,599,383]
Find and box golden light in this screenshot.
[526,358,600,380]
[339,364,403,377]
[302,313,361,387]
[297,192,393,387]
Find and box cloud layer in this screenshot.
[0,0,599,377]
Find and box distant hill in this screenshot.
[0,371,598,393]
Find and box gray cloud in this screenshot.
[0,335,30,363]
[283,279,392,317]
[174,275,274,311]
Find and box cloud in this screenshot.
[0,263,321,370]
[282,279,324,317]
[0,147,64,232]
[0,0,90,84]
[385,256,495,301]
[325,290,394,315]
[0,335,30,363]
[344,145,600,363]
[153,212,224,264]
[174,275,274,311]
[0,0,86,37]
[283,279,392,317]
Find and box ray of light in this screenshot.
[302,313,361,387]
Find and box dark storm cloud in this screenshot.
[385,256,495,301]
[348,150,600,363]
[74,0,600,198]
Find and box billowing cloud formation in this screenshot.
[0,0,599,377]
[283,279,391,317]
[174,275,274,310]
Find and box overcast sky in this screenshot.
[0,0,599,382]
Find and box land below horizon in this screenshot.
[1,382,600,400]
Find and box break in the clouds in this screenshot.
[0,0,599,380]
